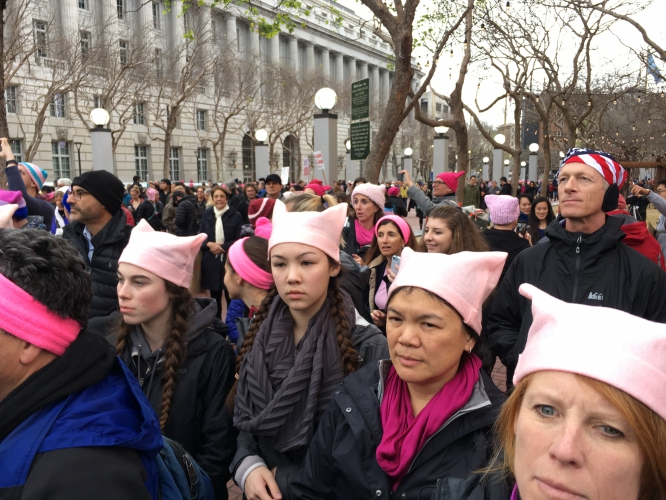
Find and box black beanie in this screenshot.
[72,171,124,216]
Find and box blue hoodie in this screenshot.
[0,358,163,498]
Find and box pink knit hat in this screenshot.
[485,194,520,225]
[352,183,386,210]
[515,284,666,420]
[388,186,400,197]
[254,217,273,239]
[436,171,466,192]
[119,219,207,288]
[268,199,347,262]
[388,248,507,334]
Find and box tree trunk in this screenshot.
[454,125,469,204]
[541,137,552,198]
[362,29,413,183]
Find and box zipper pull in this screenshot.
[576,235,582,254]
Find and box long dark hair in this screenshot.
[528,196,555,243]
[418,205,489,254]
[364,219,418,265]
[226,267,357,409]
[116,281,192,432]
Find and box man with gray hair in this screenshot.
[488,148,666,386]
[57,178,72,188]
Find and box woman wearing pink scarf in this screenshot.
[291,248,512,500]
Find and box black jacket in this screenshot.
[174,194,198,236]
[199,206,243,291]
[290,360,509,500]
[339,251,372,323]
[499,184,512,196]
[482,228,530,285]
[341,218,367,260]
[488,216,666,384]
[0,332,155,500]
[98,299,237,500]
[63,210,132,318]
[230,325,389,500]
[385,197,407,217]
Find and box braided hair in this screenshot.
[226,268,357,409]
[116,281,192,432]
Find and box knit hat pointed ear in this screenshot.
[269,200,347,262]
[515,283,666,421]
[119,219,208,288]
[388,248,508,334]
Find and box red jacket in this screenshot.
[608,210,665,271]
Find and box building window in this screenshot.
[197,148,208,182]
[50,93,66,118]
[80,31,91,60]
[5,86,17,114]
[9,140,23,162]
[242,133,255,182]
[435,103,442,112]
[33,20,47,58]
[52,141,71,178]
[78,0,88,9]
[93,95,107,109]
[117,0,124,19]
[119,40,128,65]
[133,102,145,125]
[420,99,428,115]
[196,110,206,131]
[134,146,148,179]
[154,48,162,78]
[152,2,160,29]
[169,147,180,180]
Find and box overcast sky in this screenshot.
[334,0,665,125]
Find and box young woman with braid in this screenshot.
[101,220,237,499]
[230,200,388,500]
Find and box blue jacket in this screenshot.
[0,358,163,498]
[225,298,246,344]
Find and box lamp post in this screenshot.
[74,141,83,176]
[433,126,449,177]
[344,139,354,181]
[403,147,413,179]
[503,158,510,180]
[520,161,527,181]
[482,156,489,181]
[528,143,539,182]
[493,133,505,181]
[254,129,269,180]
[313,87,338,184]
[89,108,114,174]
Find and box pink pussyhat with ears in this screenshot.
[388,248,507,334]
[119,219,208,288]
[515,284,666,420]
[436,171,466,192]
[268,199,347,263]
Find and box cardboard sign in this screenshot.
[281,167,290,185]
[314,151,325,171]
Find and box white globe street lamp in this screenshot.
[434,126,449,135]
[504,159,510,165]
[345,139,351,151]
[482,156,489,163]
[255,129,268,143]
[314,88,338,111]
[559,151,565,158]
[521,161,527,167]
[494,133,506,144]
[529,142,539,153]
[90,108,110,127]
[404,147,413,157]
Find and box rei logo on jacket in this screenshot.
[588,292,604,301]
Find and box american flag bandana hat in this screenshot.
[559,148,627,188]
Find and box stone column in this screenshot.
[360,61,368,79]
[347,57,356,82]
[335,53,344,86]
[270,34,280,65]
[289,36,299,72]
[225,13,237,54]
[306,42,314,74]
[102,0,119,56]
[321,47,330,81]
[61,0,78,54]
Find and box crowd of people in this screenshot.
[2,136,666,500]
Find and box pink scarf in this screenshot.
[376,353,482,490]
[355,218,374,246]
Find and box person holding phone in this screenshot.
[363,215,417,330]
[400,169,464,217]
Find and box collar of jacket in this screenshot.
[545,215,625,256]
[431,193,458,203]
[70,209,130,247]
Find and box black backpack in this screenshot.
[186,200,204,235]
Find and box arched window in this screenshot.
[242,132,255,183]
[282,134,299,183]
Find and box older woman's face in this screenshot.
[514,371,643,500]
[213,190,228,209]
[386,288,475,393]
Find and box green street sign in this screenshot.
[350,121,371,160]
[351,78,370,121]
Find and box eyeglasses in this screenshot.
[432,181,444,186]
[69,189,91,201]
[657,189,666,195]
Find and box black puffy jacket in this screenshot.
[63,210,132,318]
[174,194,198,236]
[97,298,236,500]
[290,360,509,500]
[488,216,666,385]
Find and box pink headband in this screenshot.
[375,215,411,242]
[228,238,274,290]
[0,273,80,355]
